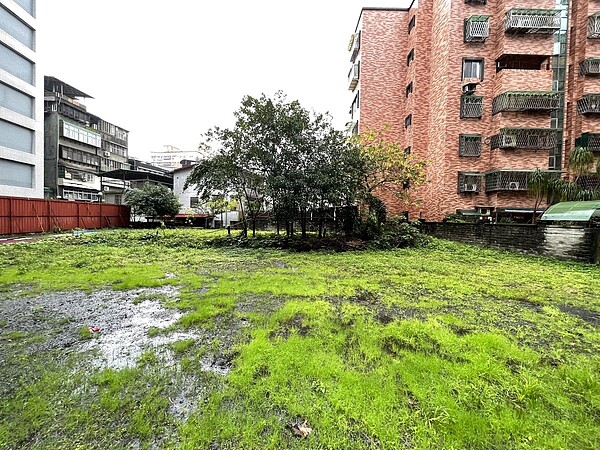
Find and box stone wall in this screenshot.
[423,222,600,264]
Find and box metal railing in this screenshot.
[579,58,600,76]
[457,172,483,193]
[485,170,561,192]
[492,91,560,115]
[577,94,600,115]
[575,132,600,151]
[490,128,558,150]
[504,9,561,34]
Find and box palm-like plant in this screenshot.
[569,146,595,182]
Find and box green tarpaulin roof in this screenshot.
[540,201,600,222]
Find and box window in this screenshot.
[459,134,482,157]
[406,82,413,98]
[407,48,415,66]
[408,15,416,34]
[0,82,33,118]
[404,146,412,155]
[404,114,412,128]
[0,158,33,188]
[190,197,199,208]
[462,58,484,80]
[0,5,34,49]
[0,119,33,153]
[0,43,34,85]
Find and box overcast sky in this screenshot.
[37,1,411,161]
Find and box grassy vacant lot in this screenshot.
[0,229,599,449]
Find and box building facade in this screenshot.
[347,0,595,222]
[44,76,130,202]
[150,145,202,170]
[0,0,43,198]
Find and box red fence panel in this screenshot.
[0,196,130,236]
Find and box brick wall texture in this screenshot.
[424,222,600,263]
[351,1,598,221]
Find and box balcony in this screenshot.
[348,63,359,91]
[579,58,600,76]
[348,32,360,63]
[575,132,600,151]
[485,170,560,193]
[460,95,483,119]
[589,13,600,39]
[492,91,559,115]
[458,172,483,193]
[490,128,558,150]
[504,9,561,34]
[577,94,600,115]
[464,16,489,42]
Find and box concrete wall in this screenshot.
[424,222,600,263]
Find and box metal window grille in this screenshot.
[458,172,483,193]
[404,114,412,128]
[464,16,489,42]
[459,134,482,157]
[492,91,559,115]
[575,132,600,151]
[490,128,557,150]
[577,94,600,115]
[579,58,600,76]
[504,9,561,34]
[589,13,600,39]
[460,95,483,118]
[485,170,561,192]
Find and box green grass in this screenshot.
[0,229,599,449]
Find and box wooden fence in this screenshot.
[0,196,130,235]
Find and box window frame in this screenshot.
[462,58,484,80]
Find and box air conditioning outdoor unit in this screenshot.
[104,151,110,157]
[103,186,110,192]
[462,83,478,95]
[508,181,520,190]
[501,135,518,147]
[464,183,478,192]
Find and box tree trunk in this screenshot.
[301,209,307,238]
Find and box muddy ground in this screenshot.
[0,285,259,429]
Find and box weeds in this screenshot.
[0,229,599,449]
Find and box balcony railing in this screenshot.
[579,57,600,76]
[348,32,360,62]
[575,132,600,151]
[589,13,600,39]
[577,94,600,115]
[460,95,483,118]
[504,9,561,34]
[485,170,561,192]
[492,91,560,115]
[464,16,489,42]
[458,172,483,193]
[348,63,359,91]
[490,128,558,150]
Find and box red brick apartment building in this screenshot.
[347,0,600,222]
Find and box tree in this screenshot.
[186,92,366,237]
[528,169,549,222]
[350,128,426,222]
[123,183,181,221]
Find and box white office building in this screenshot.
[0,0,43,197]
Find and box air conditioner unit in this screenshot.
[104,151,110,157]
[500,135,518,147]
[103,186,110,192]
[462,83,478,95]
[508,181,520,190]
[463,183,478,192]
